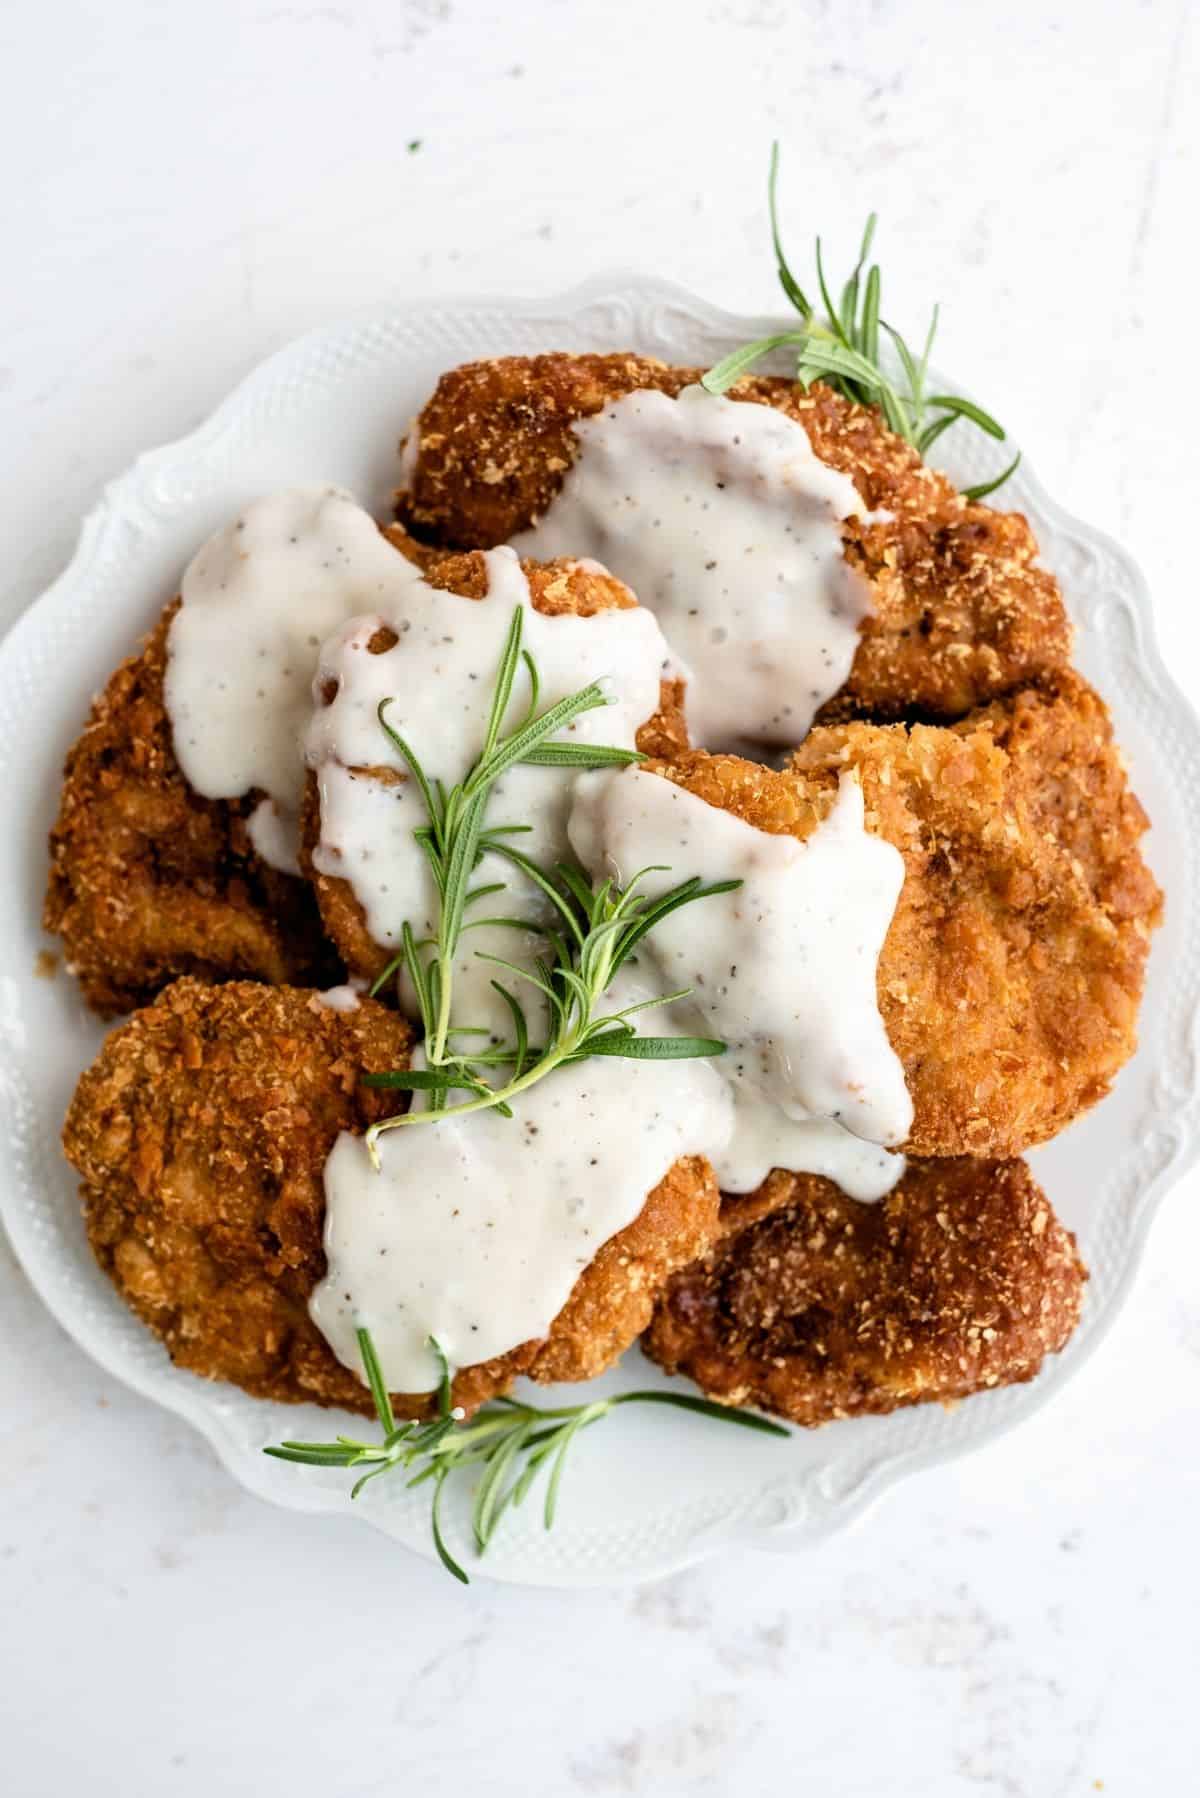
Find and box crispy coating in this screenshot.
[646,672,1160,1157]
[65,979,720,1416]
[396,352,1071,721]
[954,668,1162,930]
[643,1157,1086,1425]
[304,531,689,985]
[44,604,339,1017]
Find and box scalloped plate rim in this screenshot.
[2,272,1198,1588]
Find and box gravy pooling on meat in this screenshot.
[568,764,911,1180]
[312,971,731,1391]
[512,383,874,752]
[165,487,443,873]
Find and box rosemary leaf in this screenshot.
[361,1068,477,1092]
[609,1390,791,1435]
[701,331,808,396]
[569,1033,727,1060]
[518,741,645,767]
[768,139,813,317]
[962,450,1023,503]
[358,1325,397,1434]
[431,1471,469,1584]
[924,392,1006,439]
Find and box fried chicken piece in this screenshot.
[302,529,688,986]
[44,604,339,1017]
[646,673,1160,1157]
[395,352,1071,721]
[643,1157,1086,1425]
[65,979,719,1416]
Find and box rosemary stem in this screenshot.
[370,1012,591,1144]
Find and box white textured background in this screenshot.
[2,1,1198,1792]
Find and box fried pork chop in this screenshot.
[643,1157,1086,1425]
[47,522,687,1019]
[395,352,1072,721]
[64,979,720,1417]
[644,671,1160,1158]
[44,606,339,1016]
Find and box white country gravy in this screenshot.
[165,486,434,872]
[514,384,872,752]
[715,1109,903,1205]
[568,766,912,1148]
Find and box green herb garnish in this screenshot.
[361,603,737,1157]
[265,1328,788,1582]
[701,142,1020,503]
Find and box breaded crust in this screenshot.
[643,1157,1086,1425]
[952,667,1162,930]
[645,673,1160,1157]
[44,604,339,1017]
[303,532,690,986]
[64,979,720,1416]
[396,352,1071,721]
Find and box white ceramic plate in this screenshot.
[3,278,1198,1589]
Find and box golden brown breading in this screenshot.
[44,605,340,1017]
[303,531,689,986]
[643,1157,1086,1425]
[64,979,720,1416]
[395,352,1071,721]
[953,667,1162,931]
[646,672,1160,1157]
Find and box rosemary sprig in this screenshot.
[362,605,738,1155]
[265,1328,789,1582]
[364,850,736,1152]
[368,604,642,1068]
[701,142,1021,503]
